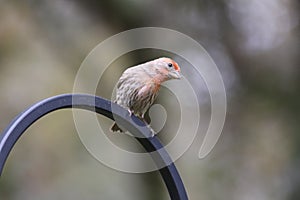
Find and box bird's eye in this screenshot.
[168,63,173,68]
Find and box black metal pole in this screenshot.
[0,94,188,200]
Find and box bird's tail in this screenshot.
[110,122,124,132]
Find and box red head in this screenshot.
[160,57,180,72]
[146,57,182,81]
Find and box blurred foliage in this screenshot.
[0,0,299,199]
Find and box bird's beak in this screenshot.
[169,70,182,79]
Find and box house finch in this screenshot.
[110,57,181,135]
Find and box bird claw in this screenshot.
[147,125,155,138]
[126,110,154,137]
[127,109,132,116]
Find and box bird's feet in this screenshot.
[139,117,155,137]
[147,124,155,138]
[127,109,133,116]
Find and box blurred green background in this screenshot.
[0,0,299,199]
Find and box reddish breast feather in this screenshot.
[137,84,150,97]
[138,82,160,97]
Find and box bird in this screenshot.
[110,57,181,136]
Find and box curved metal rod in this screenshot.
[0,94,188,200]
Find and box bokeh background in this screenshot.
[0,0,299,199]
